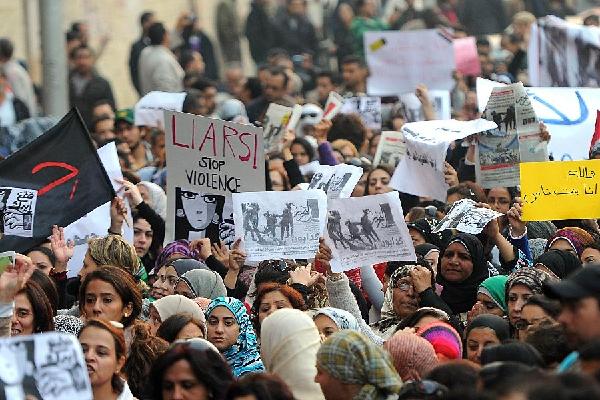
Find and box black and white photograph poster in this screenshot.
[165,110,266,244]
[0,187,37,238]
[232,190,327,261]
[0,332,92,400]
[434,199,503,235]
[324,192,416,272]
[308,164,363,199]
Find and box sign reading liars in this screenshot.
[165,111,266,243]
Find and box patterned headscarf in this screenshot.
[505,268,549,300]
[205,297,265,377]
[314,307,361,331]
[154,240,200,272]
[316,331,402,400]
[478,275,509,313]
[546,227,595,257]
[378,264,418,334]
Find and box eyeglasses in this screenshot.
[393,281,413,292]
[397,380,448,400]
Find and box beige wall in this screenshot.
[0,0,251,110]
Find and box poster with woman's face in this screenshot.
[175,187,235,246]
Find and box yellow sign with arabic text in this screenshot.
[521,160,600,221]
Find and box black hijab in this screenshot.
[533,249,582,279]
[466,314,510,342]
[415,243,440,258]
[437,233,490,314]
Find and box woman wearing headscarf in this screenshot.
[407,218,451,249]
[149,294,206,336]
[437,233,491,325]
[154,240,200,272]
[465,314,510,364]
[315,331,402,400]
[261,309,325,400]
[545,227,595,257]
[473,275,509,318]
[313,307,361,339]
[175,268,228,300]
[137,181,167,220]
[415,243,441,273]
[205,297,265,377]
[152,258,208,300]
[384,331,439,381]
[533,249,582,280]
[505,268,549,332]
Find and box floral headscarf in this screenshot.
[205,297,265,377]
[154,240,200,273]
[546,227,595,257]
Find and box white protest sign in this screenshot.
[287,104,303,131]
[262,103,292,153]
[365,30,455,95]
[325,192,416,271]
[390,119,497,201]
[64,142,133,277]
[398,90,451,122]
[0,332,93,400]
[323,91,344,120]
[373,131,406,168]
[165,111,265,244]
[341,96,382,130]
[476,77,600,161]
[434,199,503,234]
[307,164,363,199]
[232,190,327,261]
[134,91,186,128]
[1,187,37,237]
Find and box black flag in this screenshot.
[0,108,114,252]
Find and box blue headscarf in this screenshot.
[205,297,265,377]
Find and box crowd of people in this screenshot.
[1,0,600,400]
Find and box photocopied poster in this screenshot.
[307,164,363,199]
[262,103,292,153]
[0,332,93,400]
[63,142,133,277]
[232,190,327,261]
[340,97,382,131]
[165,111,266,245]
[521,160,600,221]
[365,30,455,95]
[373,131,406,168]
[433,199,502,234]
[0,187,37,237]
[324,192,416,271]
[390,119,497,201]
[476,82,548,188]
[398,90,451,122]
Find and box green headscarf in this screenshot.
[316,331,402,399]
[478,275,509,313]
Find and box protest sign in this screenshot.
[323,91,344,120]
[528,16,600,88]
[390,119,497,201]
[434,199,502,234]
[165,111,265,245]
[307,164,363,199]
[521,160,600,221]
[287,104,303,131]
[454,37,481,76]
[476,82,548,188]
[365,30,455,95]
[134,91,186,128]
[398,90,451,122]
[0,109,114,253]
[232,190,327,261]
[324,192,415,271]
[373,131,406,168]
[64,142,134,277]
[0,332,93,400]
[262,103,292,153]
[477,77,600,161]
[340,97,382,130]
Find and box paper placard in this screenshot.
[262,103,292,153]
[323,92,344,120]
[340,97,382,131]
[373,131,406,168]
[134,91,186,128]
[434,199,503,234]
[307,164,363,199]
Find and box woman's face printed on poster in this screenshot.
[179,189,218,230]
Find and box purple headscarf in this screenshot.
[153,240,200,274]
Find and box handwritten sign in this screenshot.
[165,111,266,243]
[521,160,600,221]
[365,30,455,95]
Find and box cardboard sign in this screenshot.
[521,159,600,221]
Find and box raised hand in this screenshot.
[50,225,74,272]
[190,238,213,261]
[0,254,34,303]
[228,238,246,272]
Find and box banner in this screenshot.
[528,16,600,88]
[232,190,327,261]
[0,332,93,400]
[340,97,382,131]
[165,111,265,245]
[390,119,497,201]
[521,159,600,221]
[365,30,455,95]
[434,199,502,234]
[373,131,406,168]
[307,164,363,199]
[476,82,548,188]
[64,142,134,277]
[477,77,600,161]
[0,109,114,252]
[134,91,186,128]
[324,192,415,271]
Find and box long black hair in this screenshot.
[174,187,225,244]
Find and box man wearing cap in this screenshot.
[544,265,600,371]
[115,108,152,171]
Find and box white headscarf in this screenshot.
[137,181,167,220]
[260,309,325,400]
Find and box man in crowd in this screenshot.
[340,55,368,97]
[0,38,36,116]
[91,113,116,147]
[0,66,29,127]
[129,11,156,96]
[114,108,152,171]
[274,0,319,57]
[246,66,293,123]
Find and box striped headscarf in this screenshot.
[316,331,402,400]
[205,297,265,377]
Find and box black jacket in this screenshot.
[245,2,277,64]
[129,36,150,96]
[68,72,116,129]
[274,14,318,56]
